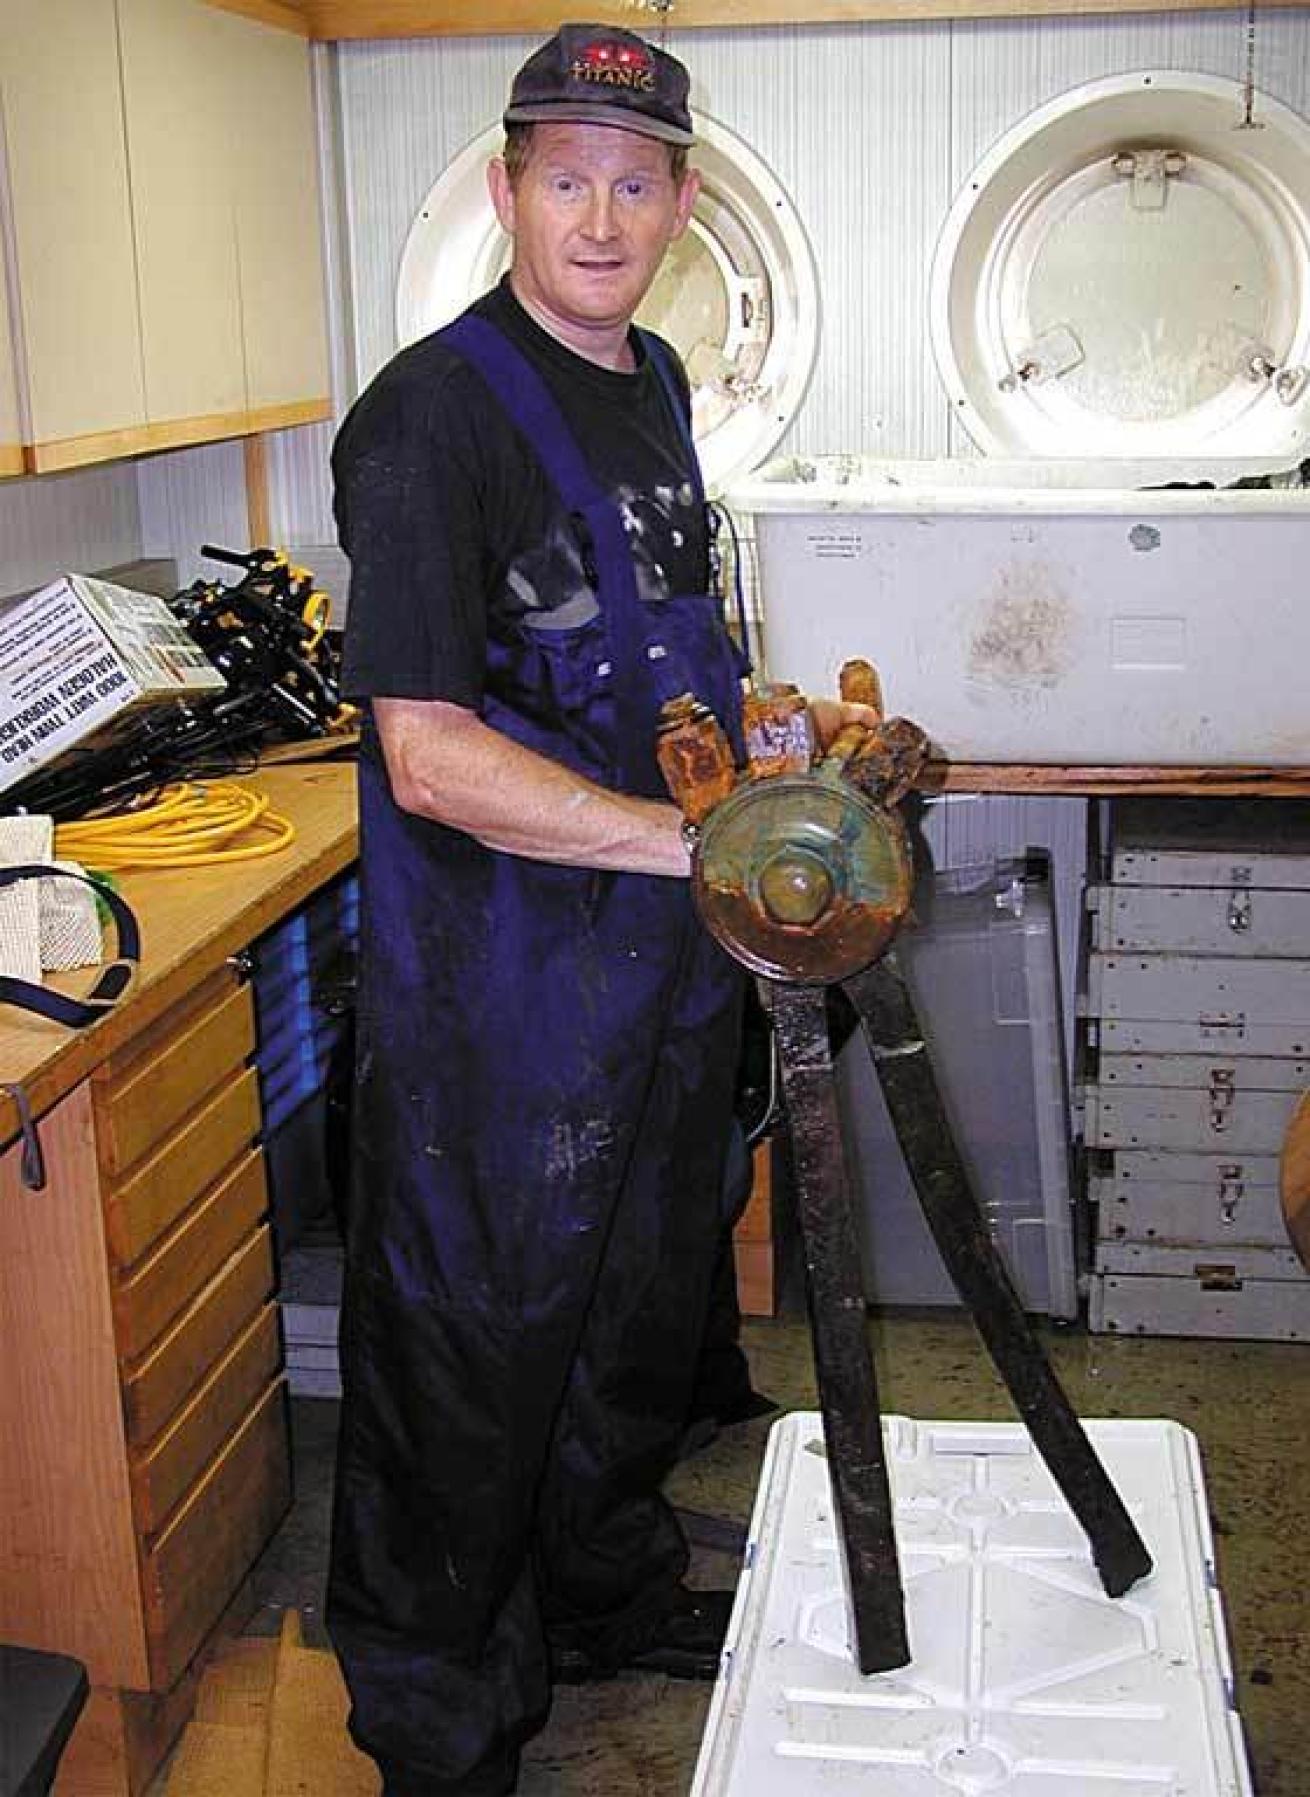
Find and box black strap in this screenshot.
[639,330,755,682]
[0,865,140,1028]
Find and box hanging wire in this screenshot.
[710,500,760,690]
[1241,0,1262,130]
[649,0,674,49]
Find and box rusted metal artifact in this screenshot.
[656,693,737,824]
[665,659,1153,1676]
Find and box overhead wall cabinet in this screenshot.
[0,0,148,475]
[0,0,331,475]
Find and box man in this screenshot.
[328,26,865,1795]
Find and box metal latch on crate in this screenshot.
[1199,1012,1246,1042]
[1217,1164,1244,1227]
[1195,1263,1243,1293]
[1227,870,1253,934]
[1208,1068,1237,1133]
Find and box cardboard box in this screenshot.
[0,573,225,794]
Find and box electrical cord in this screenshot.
[55,780,295,869]
[709,500,756,681]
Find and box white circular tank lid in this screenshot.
[395,113,819,494]
[930,71,1310,458]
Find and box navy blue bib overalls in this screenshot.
[327,314,746,1795]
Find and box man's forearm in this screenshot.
[374,696,690,876]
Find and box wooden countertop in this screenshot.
[930,764,1310,796]
[0,759,358,1153]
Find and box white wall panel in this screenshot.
[0,465,141,600]
[327,9,1310,477]
[675,25,953,459]
[1258,9,1310,111]
[268,420,337,547]
[337,33,532,393]
[137,438,248,589]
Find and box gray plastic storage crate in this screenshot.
[1086,798,1310,1339]
[836,856,1077,1318]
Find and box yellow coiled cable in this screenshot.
[56,781,296,870]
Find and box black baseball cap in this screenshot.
[504,24,694,147]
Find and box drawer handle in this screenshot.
[0,1080,45,1190]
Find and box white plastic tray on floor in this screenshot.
[692,1413,1252,1796]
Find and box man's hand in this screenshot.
[808,698,882,755]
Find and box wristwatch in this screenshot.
[680,818,701,855]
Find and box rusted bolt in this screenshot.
[758,848,835,927]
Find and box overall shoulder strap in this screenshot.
[636,330,706,509]
[440,314,605,514]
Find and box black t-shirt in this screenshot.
[336,278,710,710]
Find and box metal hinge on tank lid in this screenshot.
[998,323,1083,393]
[1111,146,1187,210]
[1242,348,1310,406]
[686,339,767,406]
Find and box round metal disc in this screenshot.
[693,775,913,983]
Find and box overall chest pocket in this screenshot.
[510,607,613,718]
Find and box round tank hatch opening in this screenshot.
[396,113,819,492]
[931,72,1310,457]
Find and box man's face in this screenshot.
[488,123,700,360]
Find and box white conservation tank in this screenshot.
[731,71,1310,765]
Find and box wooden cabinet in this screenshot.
[0,0,331,474]
[0,0,150,468]
[0,764,356,1792]
[118,0,250,438]
[0,969,291,1796]
[212,5,333,423]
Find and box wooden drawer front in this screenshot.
[131,1305,282,1536]
[113,1151,268,1360]
[122,1227,274,1447]
[105,1069,261,1269]
[142,1377,291,1690]
[98,979,255,1177]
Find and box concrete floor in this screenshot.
[237,1307,1307,1797]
